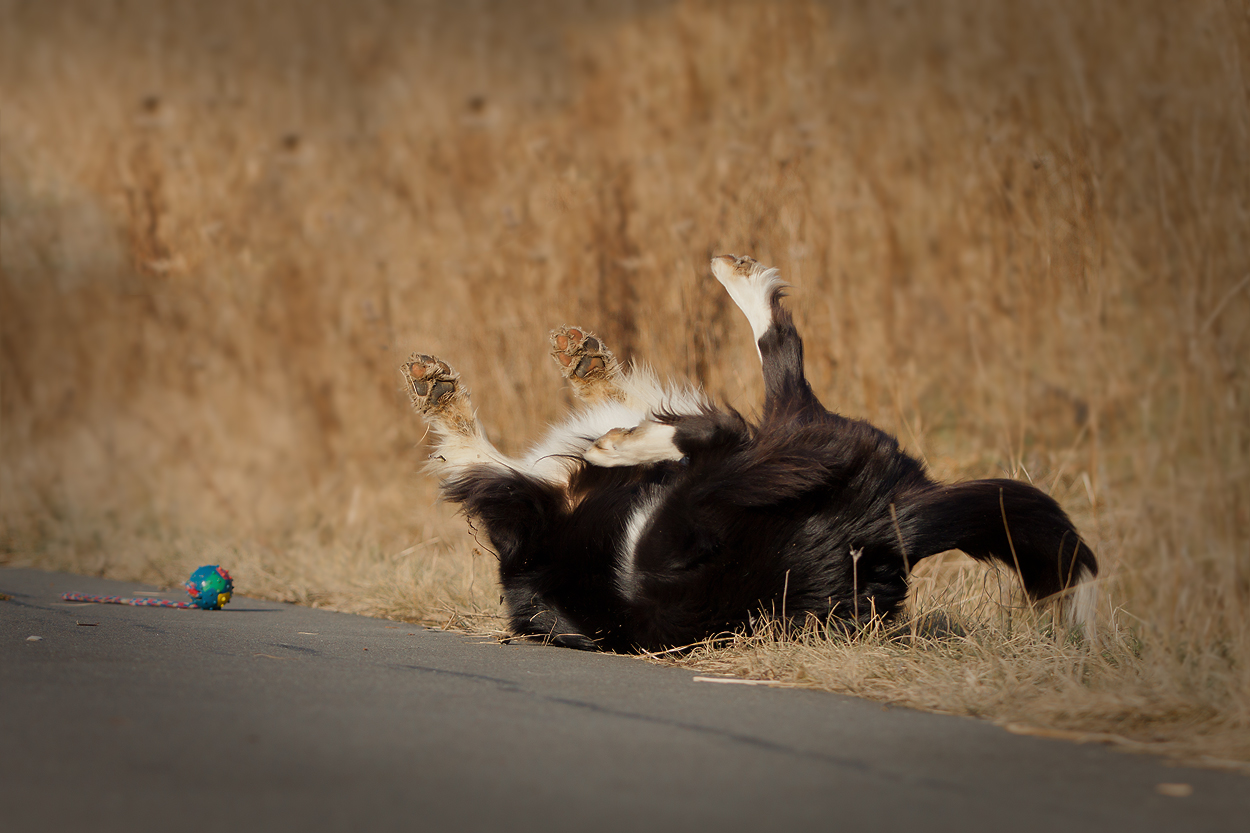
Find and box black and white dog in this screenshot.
[402,255,1098,652]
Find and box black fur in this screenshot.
[442,288,1097,652]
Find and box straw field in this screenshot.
[2,0,1247,769]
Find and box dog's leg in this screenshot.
[710,255,789,357]
[711,254,824,422]
[583,420,682,467]
[549,325,626,405]
[584,410,752,468]
[401,353,514,477]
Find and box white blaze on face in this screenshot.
[710,255,788,362]
[583,421,682,467]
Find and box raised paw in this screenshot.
[549,325,624,403]
[711,253,762,278]
[710,254,788,347]
[583,421,683,468]
[401,353,460,416]
[550,326,614,380]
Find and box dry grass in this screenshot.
[2,0,1247,770]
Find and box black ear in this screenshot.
[443,468,563,566]
[658,408,751,457]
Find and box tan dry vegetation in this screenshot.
[2,0,1247,769]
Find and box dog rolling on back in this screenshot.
[402,255,1098,652]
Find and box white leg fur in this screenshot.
[401,353,529,483]
[423,420,514,474]
[525,363,708,476]
[1064,565,1099,642]
[710,254,789,362]
[583,420,683,467]
[405,352,707,485]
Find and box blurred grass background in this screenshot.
[2,0,1247,766]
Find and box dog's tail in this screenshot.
[895,479,1099,633]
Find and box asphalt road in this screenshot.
[2,567,1246,833]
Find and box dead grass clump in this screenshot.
[2,0,1247,766]
[669,568,1250,770]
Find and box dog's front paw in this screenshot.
[583,421,682,467]
[401,354,460,416]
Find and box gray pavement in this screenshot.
[2,566,1246,832]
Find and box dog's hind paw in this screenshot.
[710,254,788,347]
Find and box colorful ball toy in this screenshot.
[62,565,234,610]
[183,565,234,610]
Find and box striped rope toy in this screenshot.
[61,565,234,610]
[61,593,200,608]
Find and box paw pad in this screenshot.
[550,326,612,380]
[402,354,459,413]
